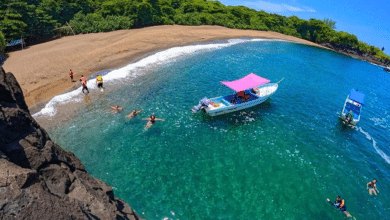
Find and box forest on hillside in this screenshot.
[0,0,389,62]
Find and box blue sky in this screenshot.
[218,0,390,55]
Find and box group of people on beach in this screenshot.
[327,179,379,219]
[69,69,103,94]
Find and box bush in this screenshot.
[69,12,134,34]
[0,31,5,52]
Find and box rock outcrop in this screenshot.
[0,67,142,220]
[320,43,390,67]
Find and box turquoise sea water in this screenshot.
[41,40,390,219]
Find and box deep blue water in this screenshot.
[42,40,390,219]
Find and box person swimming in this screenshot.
[126,109,142,119]
[109,105,123,113]
[142,115,164,129]
[367,179,379,195]
[327,196,354,218]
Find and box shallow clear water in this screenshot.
[40,40,390,219]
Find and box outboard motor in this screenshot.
[345,110,354,124]
[192,97,211,113]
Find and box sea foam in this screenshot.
[358,126,390,164]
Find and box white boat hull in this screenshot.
[205,83,278,116]
[340,95,362,125]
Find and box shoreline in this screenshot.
[3,25,327,112]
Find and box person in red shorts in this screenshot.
[69,69,75,82]
[79,75,89,94]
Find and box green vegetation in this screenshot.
[0,31,5,52]
[323,18,336,30]
[0,0,389,62]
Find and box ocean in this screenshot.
[34,39,390,219]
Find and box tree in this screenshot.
[323,18,336,30]
[171,0,181,9]
[0,0,28,41]
[136,2,153,27]
[0,31,5,52]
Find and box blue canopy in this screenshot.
[6,39,24,47]
[349,89,365,104]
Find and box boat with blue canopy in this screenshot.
[191,73,280,116]
[340,89,365,126]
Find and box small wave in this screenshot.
[369,62,388,68]
[32,89,82,117]
[357,127,390,164]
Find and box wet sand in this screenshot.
[3,25,325,109]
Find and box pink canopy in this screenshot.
[221,73,270,92]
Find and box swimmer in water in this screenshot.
[367,179,379,195]
[142,115,164,129]
[109,105,123,113]
[327,196,354,218]
[126,109,142,119]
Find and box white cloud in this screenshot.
[282,4,304,12]
[245,1,284,12]
[244,1,316,13]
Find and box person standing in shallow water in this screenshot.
[142,115,164,129]
[96,74,104,90]
[367,179,379,195]
[80,75,89,94]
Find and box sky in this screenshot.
[218,0,390,55]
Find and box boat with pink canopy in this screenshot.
[192,73,281,116]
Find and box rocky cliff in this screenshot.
[0,67,142,219]
[320,43,390,67]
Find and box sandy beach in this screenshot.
[3,25,324,109]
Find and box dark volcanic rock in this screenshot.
[0,67,142,220]
[319,43,389,67]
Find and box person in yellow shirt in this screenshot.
[96,75,104,89]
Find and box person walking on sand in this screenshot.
[96,75,104,90]
[326,196,355,219]
[142,115,164,129]
[367,179,379,195]
[109,105,123,113]
[69,69,75,82]
[126,109,142,119]
[80,75,89,94]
